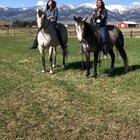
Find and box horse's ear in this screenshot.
[37,9,43,18]
[42,7,46,12]
[74,16,77,22]
[82,17,88,22]
[36,8,40,13]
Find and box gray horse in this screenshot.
[36,9,68,74]
[74,16,129,77]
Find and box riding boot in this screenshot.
[29,31,38,49]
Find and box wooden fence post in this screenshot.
[130,30,133,38]
[7,27,10,36]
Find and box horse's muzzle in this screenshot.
[78,39,84,43]
[78,40,82,43]
[78,39,86,44]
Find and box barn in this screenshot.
[116,21,139,28]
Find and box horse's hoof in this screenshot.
[93,74,97,78]
[50,70,55,74]
[108,69,115,77]
[124,66,130,73]
[103,55,107,60]
[42,70,46,73]
[85,72,90,77]
[61,64,65,69]
[89,72,97,78]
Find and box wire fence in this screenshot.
[0,26,140,38]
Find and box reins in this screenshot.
[38,17,50,42]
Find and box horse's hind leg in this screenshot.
[52,47,57,70]
[39,45,46,73]
[93,50,99,77]
[108,49,115,76]
[48,46,54,74]
[116,45,129,72]
[62,48,67,69]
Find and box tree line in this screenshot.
[12,20,36,28]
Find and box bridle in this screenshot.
[37,11,50,42]
[37,11,50,31]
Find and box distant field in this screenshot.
[0,36,140,139]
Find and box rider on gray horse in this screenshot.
[92,0,109,55]
[30,0,66,50]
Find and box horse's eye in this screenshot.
[41,17,44,21]
[76,27,80,31]
[81,26,84,29]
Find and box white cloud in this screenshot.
[36,0,47,11]
[131,2,140,9]
[37,0,46,6]
[131,2,140,5]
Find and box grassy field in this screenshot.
[0,35,140,139]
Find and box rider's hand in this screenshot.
[47,16,54,20]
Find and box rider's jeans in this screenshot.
[98,27,110,54]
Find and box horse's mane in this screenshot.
[83,21,99,42]
[83,22,94,36]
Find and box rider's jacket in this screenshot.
[46,7,58,23]
[93,8,108,28]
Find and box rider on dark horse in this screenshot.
[92,0,109,55]
[30,0,66,50]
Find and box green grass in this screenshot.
[0,36,140,139]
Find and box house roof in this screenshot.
[121,21,138,25]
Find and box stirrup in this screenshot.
[61,44,68,50]
[64,45,68,49]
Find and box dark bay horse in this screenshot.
[74,16,129,77]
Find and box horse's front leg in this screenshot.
[85,53,90,77]
[48,46,54,74]
[62,48,67,69]
[38,45,46,73]
[93,50,99,78]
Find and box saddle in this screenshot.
[53,23,66,49]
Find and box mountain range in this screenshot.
[0,3,140,23]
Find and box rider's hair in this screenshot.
[46,0,57,10]
[96,0,105,9]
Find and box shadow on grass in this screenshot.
[65,61,140,76]
[111,65,140,76]
[65,61,92,71]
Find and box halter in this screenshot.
[38,20,50,31]
[37,13,50,31]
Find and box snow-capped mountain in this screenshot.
[59,4,75,10]
[0,2,140,22]
[78,3,96,9]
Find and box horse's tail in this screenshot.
[115,27,129,71]
[115,26,124,47]
[62,46,68,57]
[57,23,68,57]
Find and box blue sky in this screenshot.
[0,0,138,8]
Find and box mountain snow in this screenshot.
[78,3,96,9]
[72,2,139,14]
